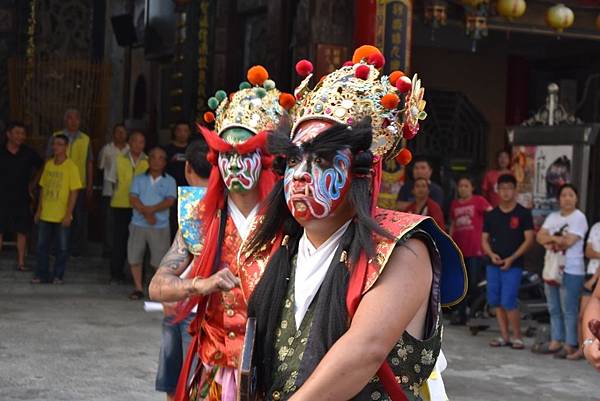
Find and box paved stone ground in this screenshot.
[0,251,599,401]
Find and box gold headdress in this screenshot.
[291,46,426,162]
[203,65,296,136]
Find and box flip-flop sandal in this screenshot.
[17,265,30,272]
[128,290,144,300]
[30,278,42,284]
[533,342,562,354]
[489,337,512,347]
[566,349,584,361]
[553,348,569,359]
[511,339,525,350]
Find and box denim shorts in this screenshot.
[486,265,522,310]
[155,313,195,394]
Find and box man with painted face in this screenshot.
[242,47,466,401]
[149,66,290,401]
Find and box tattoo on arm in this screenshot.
[149,230,194,302]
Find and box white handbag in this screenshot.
[543,250,565,286]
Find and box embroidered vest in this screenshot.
[239,209,465,401]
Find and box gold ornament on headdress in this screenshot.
[204,65,290,137]
[291,47,427,161]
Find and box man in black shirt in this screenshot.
[163,121,192,240]
[482,174,534,350]
[0,121,43,270]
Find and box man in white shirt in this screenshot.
[97,124,129,257]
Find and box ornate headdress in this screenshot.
[292,45,426,164]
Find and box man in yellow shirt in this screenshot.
[106,131,148,284]
[33,134,83,284]
[48,108,93,256]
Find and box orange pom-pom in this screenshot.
[355,65,370,80]
[389,70,405,86]
[352,45,382,64]
[295,60,313,77]
[247,65,269,86]
[203,111,215,123]
[381,93,400,109]
[279,93,296,111]
[396,148,413,166]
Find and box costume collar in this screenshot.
[227,197,259,241]
[294,220,351,329]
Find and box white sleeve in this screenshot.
[588,223,600,244]
[541,212,556,231]
[568,211,588,239]
[105,157,117,184]
[98,145,107,170]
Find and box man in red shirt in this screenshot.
[449,176,492,324]
[406,177,446,230]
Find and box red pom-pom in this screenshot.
[367,52,385,69]
[396,148,413,166]
[343,60,354,67]
[203,111,215,123]
[279,93,296,111]
[381,93,400,109]
[355,65,370,80]
[389,70,405,86]
[247,65,269,86]
[295,60,313,77]
[402,123,418,140]
[396,76,412,93]
[352,45,382,64]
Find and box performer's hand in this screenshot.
[162,302,177,317]
[584,338,600,371]
[193,268,241,295]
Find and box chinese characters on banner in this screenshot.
[376,0,412,74]
[315,44,348,80]
[197,0,210,118]
[375,1,413,209]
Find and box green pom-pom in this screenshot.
[253,87,267,98]
[263,79,276,90]
[207,97,219,110]
[239,81,251,90]
[215,90,227,102]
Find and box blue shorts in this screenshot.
[155,313,195,394]
[486,265,522,310]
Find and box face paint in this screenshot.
[218,128,262,193]
[284,149,351,220]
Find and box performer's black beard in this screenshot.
[246,119,394,393]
